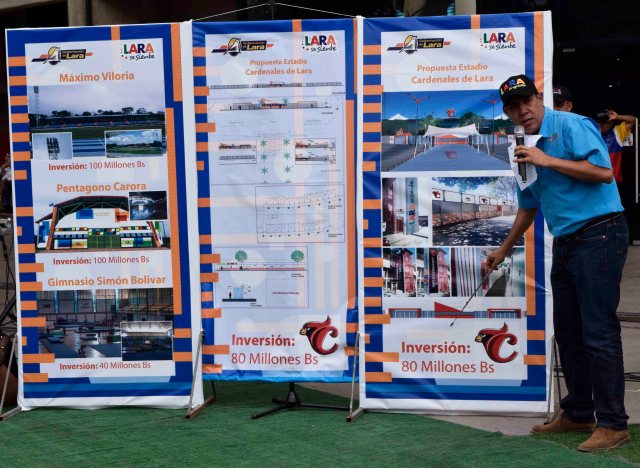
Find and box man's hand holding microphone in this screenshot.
[513,125,553,177]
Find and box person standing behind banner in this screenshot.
[596,109,636,187]
[487,74,630,452]
[553,85,573,112]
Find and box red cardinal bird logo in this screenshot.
[475,322,518,363]
[299,316,339,355]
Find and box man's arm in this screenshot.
[607,110,636,131]
[514,145,613,183]
[486,207,538,271]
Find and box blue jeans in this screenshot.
[551,214,629,430]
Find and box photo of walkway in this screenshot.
[381,90,513,172]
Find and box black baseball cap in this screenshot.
[499,74,539,104]
[553,85,572,104]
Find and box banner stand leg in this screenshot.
[0,335,22,421]
[347,332,364,423]
[251,381,348,420]
[185,331,216,419]
[544,335,562,425]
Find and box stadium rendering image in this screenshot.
[35,195,169,251]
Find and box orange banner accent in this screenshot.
[8,56,26,67]
[366,372,392,382]
[211,253,221,263]
[534,12,544,93]
[200,272,218,283]
[18,244,36,254]
[9,76,26,86]
[366,352,399,363]
[364,334,370,344]
[201,291,213,302]
[20,300,37,310]
[196,122,216,133]
[364,297,382,307]
[524,355,546,365]
[17,226,22,236]
[363,122,381,133]
[12,151,30,161]
[111,25,120,40]
[363,102,382,113]
[194,86,209,96]
[525,225,536,315]
[203,364,223,374]
[193,47,206,57]
[194,104,208,114]
[10,95,28,106]
[363,258,383,268]
[196,141,208,152]
[345,323,358,333]
[201,308,222,319]
[362,161,376,172]
[173,329,191,339]
[363,85,383,95]
[173,352,192,362]
[198,197,211,207]
[470,15,480,29]
[363,142,381,153]
[22,336,27,346]
[363,238,381,248]
[12,113,28,123]
[15,207,33,217]
[12,132,29,142]
[343,347,357,356]
[203,345,230,355]
[23,373,48,383]
[166,107,182,316]
[196,160,205,171]
[363,45,381,55]
[346,99,356,310]
[363,218,369,230]
[292,19,302,33]
[22,316,46,327]
[363,64,382,75]
[527,330,545,340]
[193,66,206,76]
[171,23,183,102]
[22,353,55,364]
[199,234,211,245]
[19,263,44,273]
[362,199,382,210]
[14,170,27,180]
[200,254,215,264]
[364,314,390,325]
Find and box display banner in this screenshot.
[190,19,358,381]
[359,13,554,412]
[6,24,203,408]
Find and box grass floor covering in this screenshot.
[0,381,638,467]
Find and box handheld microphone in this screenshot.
[514,125,527,183]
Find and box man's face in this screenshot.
[503,94,545,134]
[553,100,573,112]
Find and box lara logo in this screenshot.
[301,34,338,53]
[387,35,451,54]
[299,316,339,355]
[475,323,518,363]
[31,46,93,65]
[211,37,273,56]
[121,42,157,61]
[480,31,518,50]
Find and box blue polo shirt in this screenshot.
[517,107,623,237]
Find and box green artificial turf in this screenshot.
[0,382,635,467]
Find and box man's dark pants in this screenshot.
[551,215,629,430]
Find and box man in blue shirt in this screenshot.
[487,74,630,452]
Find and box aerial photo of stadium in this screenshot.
[35,195,170,251]
[28,82,166,158]
[381,90,513,172]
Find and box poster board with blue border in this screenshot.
[357,12,554,412]
[191,19,359,382]
[6,23,203,408]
